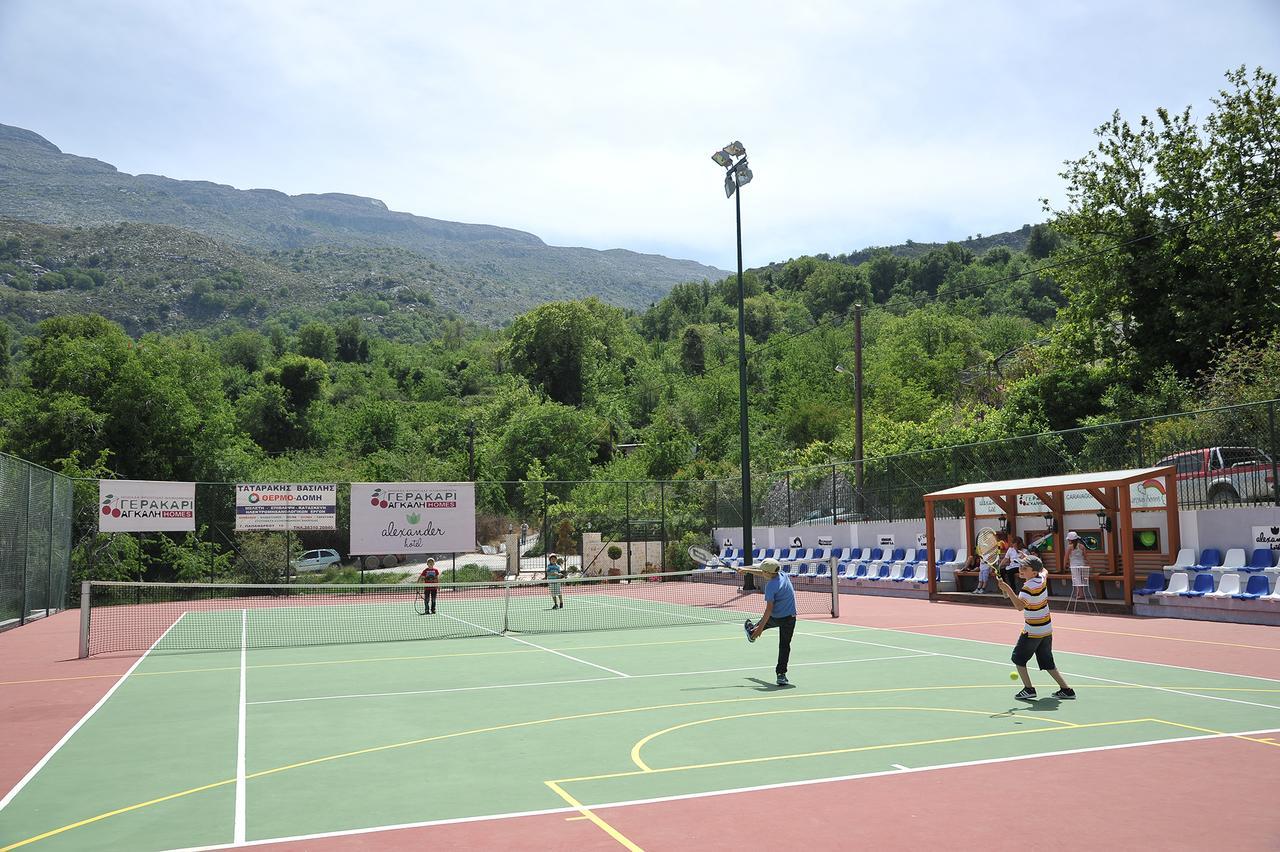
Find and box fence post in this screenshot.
[831,463,838,520]
[20,465,30,625]
[659,480,666,570]
[1270,402,1279,507]
[624,481,633,574]
[1135,422,1146,467]
[785,472,792,527]
[47,479,55,616]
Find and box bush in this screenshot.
[607,544,623,561]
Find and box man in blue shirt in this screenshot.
[743,558,797,686]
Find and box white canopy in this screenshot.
[924,466,1173,502]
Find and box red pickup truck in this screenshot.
[1155,446,1277,506]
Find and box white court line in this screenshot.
[805,630,1280,712]
[437,612,630,678]
[0,612,188,813]
[891,763,909,771]
[822,620,1280,685]
[247,653,930,706]
[163,724,1280,852]
[234,610,246,844]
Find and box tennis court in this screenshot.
[1,574,1278,851]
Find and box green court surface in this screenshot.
[2,597,1279,851]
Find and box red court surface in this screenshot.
[3,596,1277,851]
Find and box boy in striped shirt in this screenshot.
[995,555,1076,701]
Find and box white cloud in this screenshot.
[1,0,1277,269]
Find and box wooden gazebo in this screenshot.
[923,466,1180,608]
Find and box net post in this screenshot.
[502,573,511,633]
[78,581,91,659]
[829,556,839,618]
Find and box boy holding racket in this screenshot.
[547,553,565,609]
[742,558,796,687]
[994,555,1075,701]
[417,557,439,615]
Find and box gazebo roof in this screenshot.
[923,466,1173,502]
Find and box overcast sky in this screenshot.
[1,1,1277,270]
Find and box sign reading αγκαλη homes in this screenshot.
[235,483,337,531]
[99,480,196,532]
[350,483,476,555]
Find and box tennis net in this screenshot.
[79,570,837,656]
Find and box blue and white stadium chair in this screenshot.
[1179,574,1215,597]
[790,548,810,562]
[1134,573,1166,597]
[1206,573,1241,598]
[867,564,892,582]
[1157,571,1190,596]
[1216,548,1247,577]
[1162,548,1194,573]
[776,547,794,562]
[1190,549,1223,573]
[813,562,830,579]
[1235,574,1271,600]
[1244,549,1277,572]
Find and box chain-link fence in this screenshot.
[0,452,74,630]
[44,398,1280,594]
[735,399,1280,526]
[68,479,724,589]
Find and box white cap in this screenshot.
[759,558,782,575]
[1066,531,1079,541]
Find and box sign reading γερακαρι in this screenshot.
[235,483,337,531]
[99,480,195,532]
[349,483,476,555]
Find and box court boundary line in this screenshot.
[0,612,188,814]
[234,610,246,844]
[806,630,1280,711]
[439,612,630,678]
[159,724,1280,852]
[824,620,1280,684]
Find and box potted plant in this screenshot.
[607,544,623,581]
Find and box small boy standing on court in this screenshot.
[995,555,1075,701]
[417,557,439,615]
[547,553,565,609]
[742,558,796,687]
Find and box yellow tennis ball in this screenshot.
[1009,671,1019,680]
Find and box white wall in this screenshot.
[715,518,965,556]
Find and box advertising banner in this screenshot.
[350,482,476,555]
[235,483,337,531]
[99,480,196,532]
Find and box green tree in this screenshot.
[335,317,370,363]
[679,326,705,376]
[294,322,337,361]
[505,301,601,406]
[1050,66,1280,379]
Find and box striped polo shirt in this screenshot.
[1018,573,1052,637]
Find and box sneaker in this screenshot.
[743,620,756,643]
[1014,687,1037,701]
[1052,688,1076,699]
[776,674,789,686]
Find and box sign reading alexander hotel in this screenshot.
[349,483,476,555]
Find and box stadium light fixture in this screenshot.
[711,140,755,586]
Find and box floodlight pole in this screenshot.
[733,169,753,577]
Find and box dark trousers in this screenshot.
[424,588,437,613]
[760,615,796,676]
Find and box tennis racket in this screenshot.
[414,586,428,615]
[976,527,1001,570]
[688,545,726,568]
